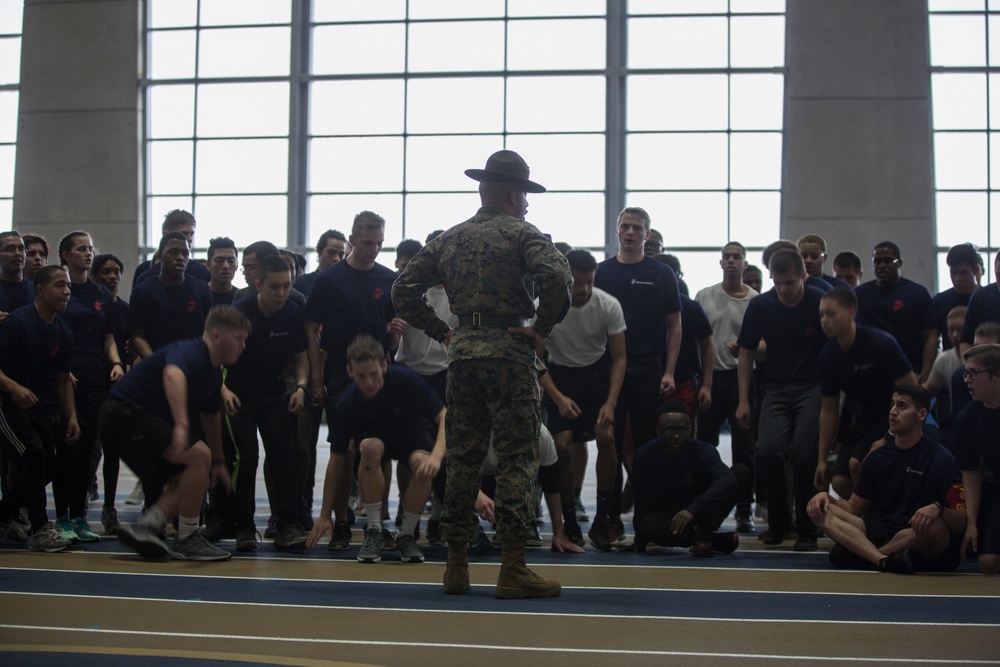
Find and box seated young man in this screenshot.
[623,401,745,557]
[955,343,1000,574]
[806,385,966,575]
[101,304,249,561]
[306,334,445,564]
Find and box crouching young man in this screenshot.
[100,305,249,561]
[806,385,966,574]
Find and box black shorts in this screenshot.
[99,397,185,496]
[867,522,961,573]
[974,482,1000,556]
[347,421,435,465]
[833,417,887,478]
[543,359,611,442]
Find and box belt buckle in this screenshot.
[472,312,481,326]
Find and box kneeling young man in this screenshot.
[100,305,248,561]
[806,385,965,574]
[625,401,745,557]
[306,334,445,563]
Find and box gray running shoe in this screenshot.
[1,517,29,545]
[274,522,307,551]
[28,522,71,553]
[117,522,170,559]
[357,524,384,563]
[395,533,425,563]
[171,530,232,561]
[328,522,351,551]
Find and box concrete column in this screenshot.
[13,0,140,296]
[783,0,936,288]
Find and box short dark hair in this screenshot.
[833,251,862,272]
[425,230,445,243]
[946,243,983,270]
[873,241,901,260]
[257,254,292,281]
[396,239,423,261]
[295,252,307,271]
[162,209,195,233]
[0,230,21,246]
[658,400,690,417]
[974,321,1000,342]
[352,210,385,236]
[761,240,798,269]
[768,248,804,276]
[33,264,67,287]
[158,231,190,253]
[893,384,930,413]
[566,249,597,273]
[797,234,827,251]
[656,253,682,277]
[315,229,346,255]
[744,264,762,276]
[92,253,124,276]
[723,241,747,256]
[822,286,858,311]
[554,241,573,255]
[619,207,651,229]
[21,234,48,256]
[964,342,1000,371]
[242,240,279,261]
[207,237,237,260]
[346,334,385,365]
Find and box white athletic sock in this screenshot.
[177,515,199,541]
[365,503,382,531]
[138,505,167,531]
[401,510,420,537]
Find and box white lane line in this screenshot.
[0,624,997,663]
[2,565,997,599]
[2,592,999,627]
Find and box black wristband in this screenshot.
[296,383,308,393]
[934,500,945,513]
[112,361,124,368]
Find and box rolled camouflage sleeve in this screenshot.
[392,247,452,343]
[522,229,572,338]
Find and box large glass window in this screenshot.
[144,0,786,288]
[929,1,999,287]
[0,0,22,231]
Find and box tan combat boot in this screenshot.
[443,541,470,594]
[495,540,561,599]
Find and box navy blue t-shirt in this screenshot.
[951,365,973,418]
[109,338,221,424]
[807,275,833,292]
[738,286,826,385]
[211,289,237,307]
[59,280,113,358]
[0,278,34,313]
[0,304,74,403]
[675,295,713,382]
[329,364,444,454]
[594,256,681,363]
[932,287,974,351]
[226,296,307,401]
[104,297,129,364]
[823,273,852,290]
[293,270,322,298]
[632,437,729,525]
[128,276,212,352]
[303,261,397,385]
[133,259,210,287]
[855,434,960,528]
[855,278,935,373]
[954,401,1000,478]
[819,325,913,427]
[961,283,1000,347]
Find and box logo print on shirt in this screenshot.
[373,287,384,300]
[187,299,197,313]
[904,466,924,476]
[630,278,654,286]
[893,299,904,312]
[93,301,102,312]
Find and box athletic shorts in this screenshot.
[973,481,1000,556]
[350,421,434,465]
[99,397,185,496]
[543,358,610,442]
[868,522,961,573]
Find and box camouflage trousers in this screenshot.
[442,358,540,543]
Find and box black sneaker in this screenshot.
[793,535,818,552]
[710,531,740,554]
[879,549,914,575]
[735,509,755,534]
[328,522,351,551]
[235,528,260,552]
[202,521,234,543]
[759,528,788,545]
[275,522,307,550]
[610,516,626,542]
[588,517,615,551]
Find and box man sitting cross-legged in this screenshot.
[806,385,966,574]
[306,334,446,563]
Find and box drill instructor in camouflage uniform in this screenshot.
[392,150,572,599]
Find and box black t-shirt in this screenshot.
[329,365,443,454]
[0,278,34,313]
[807,275,833,292]
[855,277,935,373]
[59,281,113,358]
[738,286,827,385]
[293,270,322,298]
[104,298,130,364]
[951,365,973,418]
[822,273,852,290]
[226,296,307,402]
[954,401,1000,477]
[128,277,212,351]
[819,325,913,427]
[961,283,1000,347]
[211,289,237,307]
[932,287,973,351]
[594,256,681,362]
[109,338,222,424]
[675,295,713,382]
[855,434,960,527]
[0,304,74,403]
[134,259,210,287]
[632,437,730,524]
[303,261,397,386]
